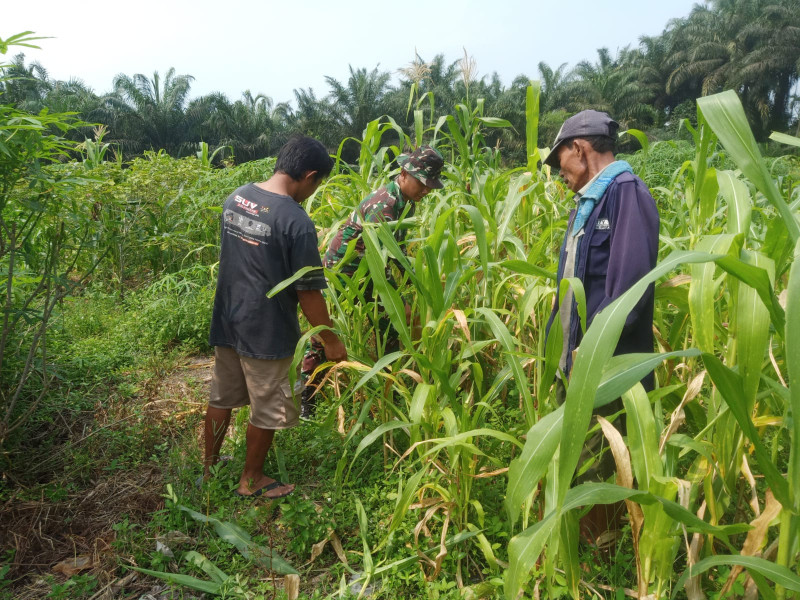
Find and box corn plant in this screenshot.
[504,90,800,599]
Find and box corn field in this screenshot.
[3,73,800,598]
[280,88,800,598]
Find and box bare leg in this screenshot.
[236,424,294,498]
[204,406,232,478]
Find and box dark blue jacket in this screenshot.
[546,171,659,384]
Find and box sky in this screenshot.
[5,0,704,107]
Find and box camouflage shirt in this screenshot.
[323,180,414,274]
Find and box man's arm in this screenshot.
[297,289,347,361]
[592,179,659,326]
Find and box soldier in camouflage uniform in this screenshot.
[301,146,445,418]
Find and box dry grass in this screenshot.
[1,466,163,598]
[0,356,214,599]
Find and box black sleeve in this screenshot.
[291,230,327,291]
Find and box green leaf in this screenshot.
[715,253,785,335]
[525,82,541,170]
[266,265,323,297]
[702,354,791,508]
[689,235,737,353]
[620,128,649,153]
[352,351,404,392]
[179,506,298,574]
[183,551,229,584]
[556,251,720,510]
[388,469,426,535]
[698,167,719,229]
[354,497,374,580]
[622,383,663,489]
[506,410,563,523]
[673,555,800,598]
[597,350,701,406]
[476,307,534,426]
[477,117,512,128]
[786,239,800,511]
[129,567,222,594]
[349,420,411,472]
[507,482,747,600]
[735,250,773,411]
[769,131,800,148]
[361,225,412,348]
[499,259,556,281]
[462,204,490,282]
[717,170,752,236]
[507,349,700,524]
[698,91,799,244]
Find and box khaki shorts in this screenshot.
[209,346,300,429]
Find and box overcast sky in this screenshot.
[5,0,703,106]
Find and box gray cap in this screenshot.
[543,110,619,168]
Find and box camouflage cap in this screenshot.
[397,146,445,189]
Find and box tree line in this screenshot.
[2,0,798,163]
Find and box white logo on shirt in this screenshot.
[595,218,610,231]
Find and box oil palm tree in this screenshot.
[199,91,291,162]
[737,0,800,132]
[286,87,336,148]
[111,68,195,155]
[537,61,573,113]
[0,53,51,111]
[325,65,392,141]
[667,0,773,137]
[568,48,656,128]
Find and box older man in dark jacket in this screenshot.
[544,111,659,386]
[544,110,659,541]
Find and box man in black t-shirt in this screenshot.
[204,136,346,499]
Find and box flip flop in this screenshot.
[234,480,294,499]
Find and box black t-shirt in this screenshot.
[209,183,326,359]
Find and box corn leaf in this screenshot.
[717,170,752,237]
[179,506,297,574]
[361,225,412,348]
[769,131,800,148]
[689,235,737,353]
[698,91,800,244]
[388,469,427,535]
[557,250,726,510]
[266,265,324,297]
[786,239,800,510]
[499,259,556,281]
[622,383,663,487]
[735,250,773,411]
[183,551,228,584]
[673,555,800,598]
[476,307,534,426]
[507,482,747,600]
[129,567,221,594]
[525,82,541,171]
[702,354,791,508]
[349,421,411,471]
[507,349,701,524]
[505,409,563,523]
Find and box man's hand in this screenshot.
[297,288,347,362]
[322,335,347,362]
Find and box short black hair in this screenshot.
[274,135,334,181]
[567,135,616,155]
